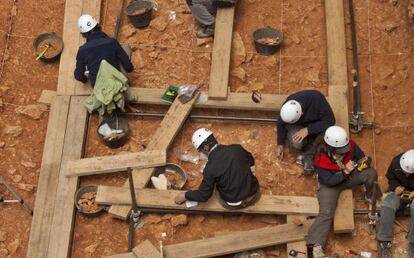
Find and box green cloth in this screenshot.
[85,60,129,115]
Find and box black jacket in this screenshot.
[386,153,414,191]
[74,31,134,87]
[185,144,259,203]
[277,90,335,145]
[315,141,365,187]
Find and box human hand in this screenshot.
[84,70,90,77]
[395,186,405,195]
[174,192,187,204]
[292,128,309,143]
[343,160,356,174]
[276,145,284,160]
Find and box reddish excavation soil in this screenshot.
[0,0,413,257]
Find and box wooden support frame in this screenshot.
[325,0,354,233]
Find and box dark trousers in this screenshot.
[306,168,378,247]
[216,189,261,210]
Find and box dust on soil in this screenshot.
[0,0,413,257]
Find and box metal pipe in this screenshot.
[122,112,278,123]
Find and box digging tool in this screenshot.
[114,0,125,40]
[0,176,33,215]
[348,0,374,134]
[127,167,141,252]
[35,43,50,61]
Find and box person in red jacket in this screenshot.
[306,126,380,258]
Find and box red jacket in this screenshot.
[314,140,356,171]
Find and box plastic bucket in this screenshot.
[125,0,154,28]
[253,27,283,56]
[97,112,130,149]
[152,163,188,190]
[74,185,105,217]
[33,32,64,62]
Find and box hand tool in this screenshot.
[0,176,33,215]
[35,43,50,61]
[127,167,141,252]
[251,90,262,103]
[288,249,306,257]
[348,0,374,133]
[354,156,372,172]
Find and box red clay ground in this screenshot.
[0,0,413,257]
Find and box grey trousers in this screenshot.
[286,125,317,164]
[377,192,414,243]
[306,168,378,247]
[188,0,216,26]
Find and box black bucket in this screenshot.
[33,32,64,63]
[97,112,130,149]
[74,185,105,217]
[125,0,154,28]
[253,27,283,56]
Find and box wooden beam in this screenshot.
[286,215,307,258]
[127,87,287,111]
[46,96,88,258]
[325,0,354,233]
[163,220,314,258]
[208,7,235,99]
[27,96,71,258]
[105,253,136,258]
[108,94,200,219]
[96,186,319,216]
[65,150,166,177]
[132,240,160,258]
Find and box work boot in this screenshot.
[303,155,315,176]
[378,241,392,258]
[407,243,414,258]
[312,245,327,258]
[196,25,215,38]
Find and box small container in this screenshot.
[125,0,154,28]
[33,32,64,62]
[252,27,283,56]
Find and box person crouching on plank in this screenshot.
[174,128,261,209]
[306,125,380,258]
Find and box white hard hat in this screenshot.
[324,126,349,152]
[192,128,213,149]
[280,100,302,124]
[78,14,98,33]
[400,149,414,174]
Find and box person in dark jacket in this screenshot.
[186,0,217,38]
[276,90,335,175]
[174,128,261,209]
[377,150,414,258]
[74,14,134,87]
[306,126,379,258]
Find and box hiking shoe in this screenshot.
[196,26,214,38]
[303,157,315,176]
[296,154,304,166]
[378,241,392,258]
[407,243,414,258]
[312,245,327,258]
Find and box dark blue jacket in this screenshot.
[386,153,414,191]
[74,31,134,87]
[277,90,335,145]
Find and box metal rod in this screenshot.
[122,112,278,123]
[349,0,361,115]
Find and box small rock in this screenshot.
[374,128,382,135]
[12,175,22,183]
[21,161,36,168]
[196,37,213,46]
[245,52,254,63]
[148,51,159,59]
[135,51,145,69]
[231,32,246,67]
[144,214,163,224]
[7,239,19,254]
[123,25,136,38]
[85,243,99,253]
[292,218,304,226]
[0,142,4,148]
[292,34,301,44]
[3,125,23,137]
[0,231,6,242]
[230,67,246,82]
[15,104,48,120]
[7,168,16,175]
[171,214,188,226]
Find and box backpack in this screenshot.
[213,0,236,7]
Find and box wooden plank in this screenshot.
[208,7,235,99]
[37,90,57,105]
[127,87,287,111]
[65,150,166,177]
[132,240,160,258]
[287,215,307,258]
[97,186,319,216]
[325,0,354,233]
[27,96,71,258]
[46,96,88,258]
[108,94,200,219]
[163,220,314,258]
[105,253,136,258]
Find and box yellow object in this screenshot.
[356,156,371,172]
[35,43,50,61]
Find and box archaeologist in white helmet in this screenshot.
[306,125,380,258]
[376,149,414,258]
[174,128,261,209]
[276,90,336,175]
